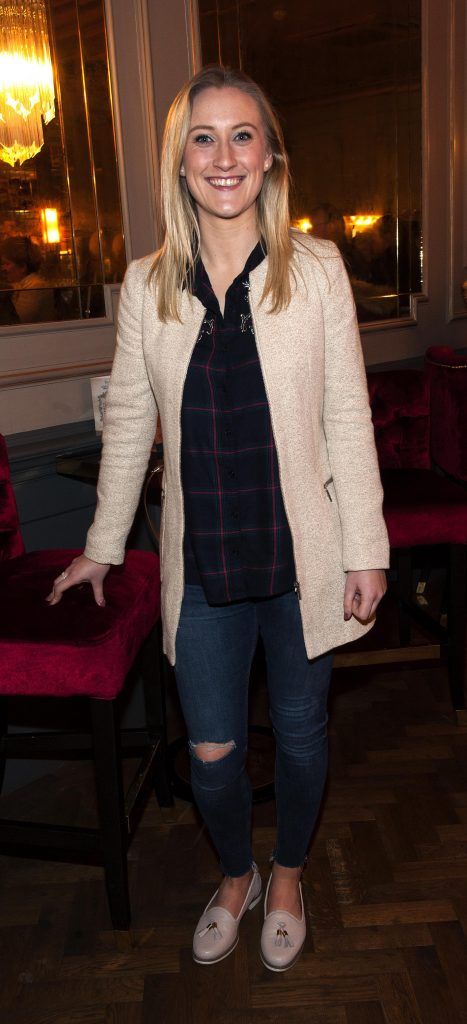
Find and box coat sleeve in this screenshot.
[320,245,390,571]
[84,259,158,564]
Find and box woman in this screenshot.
[47,66,389,971]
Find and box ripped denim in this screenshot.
[174,584,333,877]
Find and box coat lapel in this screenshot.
[148,289,205,396]
[248,256,321,418]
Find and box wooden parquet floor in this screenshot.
[2,646,467,1021]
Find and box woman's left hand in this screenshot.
[343,569,387,623]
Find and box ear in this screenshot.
[264,153,273,171]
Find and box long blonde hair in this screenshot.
[150,65,294,321]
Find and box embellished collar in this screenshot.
[191,240,266,314]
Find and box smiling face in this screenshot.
[181,86,272,233]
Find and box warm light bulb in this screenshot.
[293,218,313,234]
[344,214,382,237]
[41,207,60,244]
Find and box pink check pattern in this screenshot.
[181,243,296,603]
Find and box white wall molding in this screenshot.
[0,285,121,388]
[2,376,95,436]
[147,0,199,153]
[106,0,161,260]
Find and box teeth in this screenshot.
[209,177,242,187]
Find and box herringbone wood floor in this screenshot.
[1,590,467,1023]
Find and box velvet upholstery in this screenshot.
[0,435,25,561]
[381,469,467,548]
[365,365,467,552]
[425,346,467,482]
[425,345,467,368]
[0,548,161,698]
[366,367,467,550]
[366,369,431,469]
[0,433,161,700]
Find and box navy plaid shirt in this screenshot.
[181,242,296,603]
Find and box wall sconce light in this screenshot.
[41,206,59,243]
[292,218,313,234]
[345,214,382,238]
[0,0,55,167]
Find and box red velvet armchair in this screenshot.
[0,434,172,929]
[367,368,467,710]
[425,345,467,483]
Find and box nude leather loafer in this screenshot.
[260,872,306,972]
[192,862,262,965]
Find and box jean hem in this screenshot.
[219,857,256,878]
[269,851,309,870]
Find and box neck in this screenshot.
[198,210,261,273]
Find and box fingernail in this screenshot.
[98,599,106,607]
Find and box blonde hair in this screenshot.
[150,65,294,321]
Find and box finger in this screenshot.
[353,589,382,622]
[352,597,372,621]
[46,569,72,605]
[92,581,106,608]
[343,582,357,620]
[46,580,67,605]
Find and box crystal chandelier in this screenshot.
[0,1,55,167]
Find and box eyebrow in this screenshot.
[188,122,258,133]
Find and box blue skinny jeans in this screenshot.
[174,584,333,878]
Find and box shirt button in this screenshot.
[231,510,239,519]
[228,469,236,479]
[231,547,239,556]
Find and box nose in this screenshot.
[212,139,236,171]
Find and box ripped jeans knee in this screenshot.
[188,738,244,791]
[190,739,236,763]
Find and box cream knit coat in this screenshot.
[85,234,390,665]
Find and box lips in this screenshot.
[206,176,244,188]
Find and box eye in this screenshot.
[234,130,252,142]
[193,133,213,145]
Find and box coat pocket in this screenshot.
[322,476,343,552]
[323,476,334,501]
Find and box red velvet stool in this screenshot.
[0,435,172,929]
[367,369,467,710]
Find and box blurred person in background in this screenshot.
[0,236,55,323]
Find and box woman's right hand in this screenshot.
[46,554,111,607]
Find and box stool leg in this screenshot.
[447,544,467,711]
[0,697,8,794]
[90,699,130,929]
[141,621,174,808]
[397,550,413,645]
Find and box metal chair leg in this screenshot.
[90,699,130,929]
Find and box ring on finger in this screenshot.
[59,571,69,582]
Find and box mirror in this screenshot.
[198,0,422,324]
[0,0,126,326]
